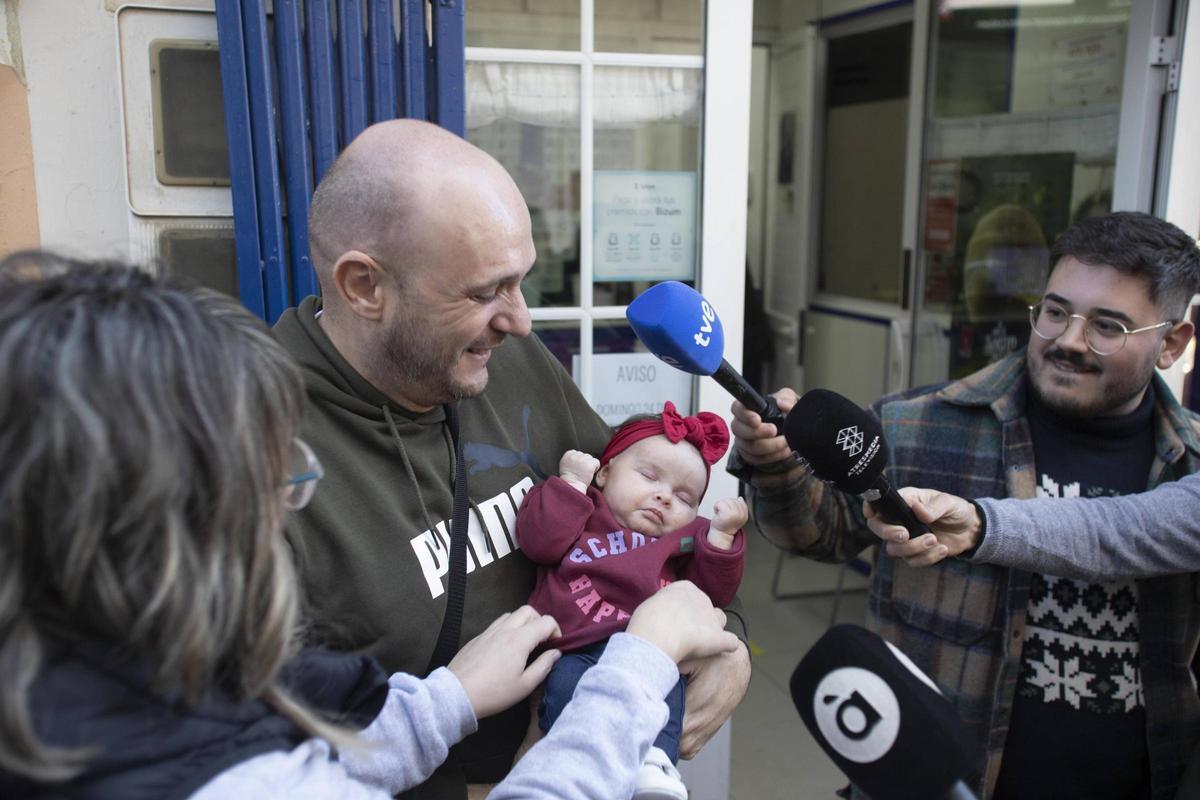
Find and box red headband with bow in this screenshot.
[599,402,730,486]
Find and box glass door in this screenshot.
[800,2,929,407]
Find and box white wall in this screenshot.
[17,0,129,257]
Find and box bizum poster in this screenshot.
[593,171,696,282]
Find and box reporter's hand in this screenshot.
[730,389,799,466]
[625,581,741,665]
[864,487,983,567]
[448,606,561,719]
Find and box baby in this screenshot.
[516,401,748,800]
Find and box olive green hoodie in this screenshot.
[275,297,615,796]
[274,297,748,798]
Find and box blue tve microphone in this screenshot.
[627,281,786,432]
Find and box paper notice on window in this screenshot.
[573,352,693,426]
[1050,27,1124,108]
[594,171,696,282]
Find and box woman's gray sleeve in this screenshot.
[487,632,679,800]
[971,472,1200,581]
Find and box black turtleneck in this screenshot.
[994,384,1156,800]
[1026,384,1157,497]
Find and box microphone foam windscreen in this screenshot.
[782,389,889,495]
[790,625,976,800]
[626,281,725,376]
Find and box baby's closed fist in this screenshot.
[559,449,600,491]
[712,497,748,532]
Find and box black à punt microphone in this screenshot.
[782,389,932,541]
[791,624,978,800]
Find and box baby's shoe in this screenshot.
[632,745,688,800]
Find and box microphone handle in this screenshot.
[712,359,787,432]
[864,482,932,540]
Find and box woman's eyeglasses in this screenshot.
[283,439,324,510]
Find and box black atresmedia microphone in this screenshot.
[783,388,932,541]
[791,625,979,800]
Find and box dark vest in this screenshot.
[1,642,389,800]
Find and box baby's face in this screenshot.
[595,434,707,537]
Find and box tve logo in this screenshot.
[694,300,716,347]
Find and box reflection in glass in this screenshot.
[933,2,1128,118]
[917,1,1131,380]
[467,63,580,308]
[593,66,702,304]
[465,0,580,51]
[595,0,702,55]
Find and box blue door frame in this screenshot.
[215,0,466,322]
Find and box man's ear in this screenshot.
[331,251,389,321]
[594,463,610,489]
[1156,319,1195,370]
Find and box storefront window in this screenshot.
[593,65,702,306]
[916,0,1131,379]
[468,63,581,307]
[466,0,580,51]
[466,1,703,55]
[465,2,705,409]
[596,0,702,54]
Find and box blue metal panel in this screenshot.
[369,0,398,123]
[339,0,370,143]
[307,0,340,184]
[240,0,290,321]
[399,0,427,120]
[217,0,468,316]
[214,0,265,319]
[431,0,465,135]
[274,0,318,302]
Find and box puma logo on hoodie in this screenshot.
[411,405,547,599]
[464,405,547,479]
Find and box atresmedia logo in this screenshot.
[836,425,865,458]
[812,667,900,763]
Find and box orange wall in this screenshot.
[0,64,40,254]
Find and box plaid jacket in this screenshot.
[743,354,1200,799]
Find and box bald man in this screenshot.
[273,120,751,800]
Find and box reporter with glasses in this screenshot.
[868,300,1200,583]
[730,211,1200,799]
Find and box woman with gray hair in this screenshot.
[0,253,738,800]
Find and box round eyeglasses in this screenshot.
[1028,301,1174,357]
[283,439,324,510]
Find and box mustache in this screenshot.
[468,335,505,350]
[1042,347,1100,371]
